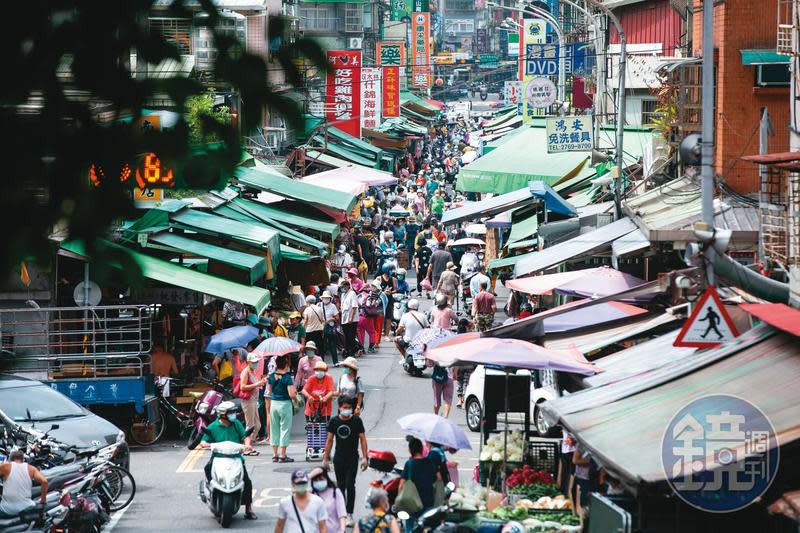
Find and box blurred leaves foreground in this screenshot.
[0,1,327,286]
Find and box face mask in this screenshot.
[249,363,258,370]
[315,371,325,379]
[226,413,237,422]
[343,367,351,375]
[306,351,315,358]
[312,480,328,492]
[340,409,353,418]
[294,485,308,494]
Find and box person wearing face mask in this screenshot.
[295,341,322,392]
[238,352,267,453]
[200,401,257,520]
[336,357,364,416]
[353,488,400,533]
[310,467,346,533]
[322,396,369,527]
[276,470,328,533]
[318,291,340,367]
[268,355,298,463]
[302,361,335,421]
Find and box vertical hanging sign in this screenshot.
[377,41,404,118]
[360,68,382,130]
[411,12,431,88]
[326,50,362,138]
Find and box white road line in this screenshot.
[105,502,133,532]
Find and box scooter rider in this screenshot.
[200,401,258,520]
[394,299,428,360]
[395,268,411,296]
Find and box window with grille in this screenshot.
[149,18,192,54]
[444,19,474,34]
[345,4,363,33]
[299,4,338,32]
[641,99,661,126]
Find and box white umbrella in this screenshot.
[464,223,487,235]
[447,237,485,248]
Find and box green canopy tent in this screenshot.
[236,166,358,213]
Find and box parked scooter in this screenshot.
[397,483,468,533]
[366,450,403,507]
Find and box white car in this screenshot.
[463,365,559,436]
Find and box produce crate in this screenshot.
[478,461,522,489]
[527,440,560,477]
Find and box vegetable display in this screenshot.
[506,466,561,500]
[479,430,525,462]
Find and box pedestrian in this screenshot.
[323,396,369,528]
[331,245,354,278]
[379,271,396,337]
[296,341,323,391]
[398,436,437,527]
[357,282,383,354]
[430,295,457,329]
[302,361,335,422]
[427,241,452,289]
[572,444,593,516]
[353,488,401,533]
[304,294,324,355]
[310,467,347,533]
[372,280,387,346]
[336,357,365,416]
[287,311,307,346]
[430,191,445,219]
[435,262,460,305]
[0,450,48,516]
[430,362,454,418]
[353,228,372,274]
[394,299,428,361]
[238,352,266,451]
[275,470,328,533]
[469,264,491,297]
[268,355,298,462]
[319,291,340,366]
[339,279,360,357]
[414,238,433,298]
[471,281,497,332]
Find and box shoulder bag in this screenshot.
[291,496,307,533]
[394,462,424,514]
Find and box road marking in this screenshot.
[176,448,207,473]
[105,501,132,532]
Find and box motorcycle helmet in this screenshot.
[407,298,420,310]
[396,268,407,280]
[216,401,236,416]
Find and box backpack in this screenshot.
[431,365,449,385]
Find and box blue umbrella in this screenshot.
[397,412,472,450]
[205,325,259,354]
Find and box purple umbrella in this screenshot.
[409,328,456,354]
[543,301,648,333]
[398,412,472,450]
[556,267,649,301]
[254,336,302,356]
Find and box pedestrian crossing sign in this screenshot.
[674,286,740,348]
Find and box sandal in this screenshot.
[244,449,260,456]
[272,456,280,462]
[280,456,295,463]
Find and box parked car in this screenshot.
[463,365,559,436]
[0,375,130,468]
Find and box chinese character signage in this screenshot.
[391,0,428,20]
[545,116,593,153]
[518,19,547,80]
[476,28,487,54]
[411,13,432,88]
[326,50,362,138]
[377,41,406,66]
[382,66,401,118]
[503,81,522,105]
[360,68,382,130]
[522,76,556,122]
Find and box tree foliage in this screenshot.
[185,89,232,144]
[0,1,327,283]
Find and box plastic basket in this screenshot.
[527,440,560,476]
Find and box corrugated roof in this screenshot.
[545,313,679,355]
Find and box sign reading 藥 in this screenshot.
[545,116,593,153]
[326,50,362,138]
[411,13,432,88]
[377,42,404,118]
[360,68,382,130]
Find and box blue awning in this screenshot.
[529,181,577,217]
[740,49,790,65]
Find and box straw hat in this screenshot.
[314,361,328,371]
[341,357,359,371]
[446,261,457,271]
[321,291,333,299]
[305,341,318,352]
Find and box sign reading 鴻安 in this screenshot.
[545,116,593,153]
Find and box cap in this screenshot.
[291,470,309,485]
[289,311,302,319]
[305,341,318,351]
[216,401,236,416]
[246,352,260,363]
[338,244,346,253]
[341,356,359,371]
[314,361,328,371]
[447,261,456,270]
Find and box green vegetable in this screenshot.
[528,511,581,525]
[507,483,561,499]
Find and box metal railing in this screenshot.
[1,305,152,379]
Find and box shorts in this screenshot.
[432,379,454,409]
[476,313,494,332]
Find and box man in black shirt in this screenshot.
[323,397,368,525]
[414,240,433,297]
[428,241,453,288]
[353,228,372,273]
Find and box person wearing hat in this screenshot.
[276,470,328,533]
[310,466,346,533]
[287,311,306,347]
[238,352,266,451]
[323,395,368,526]
[346,268,364,294]
[357,282,383,354]
[335,357,364,416]
[318,291,340,366]
[302,361,335,421]
[394,299,428,361]
[303,294,325,362]
[267,355,298,462]
[331,245,353,278]
[295,341,323,392]
[435,261,460,306]
[200,401,257,520]
[427,240,453,290]
[339,279,360,357]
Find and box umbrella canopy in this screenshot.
[408,327,457,354]
[397,412,472,450]
[464,223,486,235]
[254,336,302,356]
[506,270,589,295]
[556,267,647,300]
[425,335,599,375]
[205,325,260,354]
[447,237,485,248]
[543,301,647,333]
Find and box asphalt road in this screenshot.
[109,298,483,532]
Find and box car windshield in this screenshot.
[0,385,84,422]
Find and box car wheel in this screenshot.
[465,397,481,433]
[534,404,557,437]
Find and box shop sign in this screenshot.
[325,50,362,138]
[411,13,432,88]
[360,67,382,130]
[545,116,593,153]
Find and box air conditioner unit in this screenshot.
[348,37,363,49]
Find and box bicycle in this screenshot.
[128,378,194,446]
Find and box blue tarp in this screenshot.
[529,181,577,217]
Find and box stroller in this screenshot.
[305,403,329,461]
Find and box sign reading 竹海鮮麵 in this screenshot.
[545,116,593,153]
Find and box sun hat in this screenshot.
[321,291,333,299]
[314,361,328,371]
[246,352,260,363]
[289,311,301,319]
[305,341,318,351]
[341,356,359,371]
[447,261,457,270]
[347,268,359,276]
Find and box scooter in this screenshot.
[186,383,240,447]
[366,450,403,507]
[403,347,427,377]
[391,293,409,333]
[190,427,254,529]
[376,248,399,275]
[397,483,469,533]
[479,86,488,101]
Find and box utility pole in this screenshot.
[700,0,716,285]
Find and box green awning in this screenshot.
[310,139,378,168]
[508,213,539,244]
[483,108,519,131]
[304,150,360,170]
[281,244,312,261]
[741,49,790,65]
[488,250,536,271]
[401,106,435,124]
[400,91,440,113]
[507,238,538,250]
[170,209,282,267]
[213,203,328,252]
[61,239,271,313]
[228,199,338,239]
[148,232,267,285]
[236,167,358,213]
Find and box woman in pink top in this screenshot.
[430,296,456,329]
